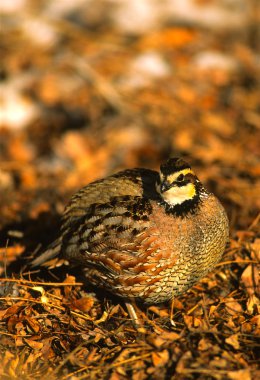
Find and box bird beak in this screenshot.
[160,181,171,193]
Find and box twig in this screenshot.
[0,278,83,286]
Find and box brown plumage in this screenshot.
[32,158,229,304]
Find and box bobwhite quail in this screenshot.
[32,158,229,305]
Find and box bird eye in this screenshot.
[177,174,185,182]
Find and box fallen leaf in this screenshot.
[0,245,25,262]
[151,349,169,367]
[159,331,180,342]
[146,333,166,349]
[198,338,213,351]
[240,322,252,333]
[225,298,243,316]
[227,369,251,380]
[0,302,24,320]
[184,315,208,331]
[63,275,76,284]
[24,338,44,350]
[70,296,94,312]
[24,316,40,334]
[241,265,259,296]
[225,334,240,350]
[246,295,260,315]
[250,238,260,261]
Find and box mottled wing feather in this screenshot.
[62,195,153,262]
[31,168,159,269]
[61,168,159,234]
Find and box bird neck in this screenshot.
[162,183,209,217]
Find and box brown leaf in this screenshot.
[184,315,208,331]
[41,337,56,360]
[236,230,255,242]
[227,369,251,380]
[148,305,169,318]
[246,295,260,315]
[225,298,243,316]
[225,334,240,350]
[210,357,228,369]
[159,331,180,342]
[146,333,166,349]
[24,316,40,334]
[70,296,94,312]
[63,275,76,284]
[198,338,213,351]
[63,275,76,297]
[241,265,259,296]
[151,350,169,367]
[173,298,184,310]
[24,338,44,350]
[7,315,20,333]
[250,238,260,261]
[209,305,218,317]
[109,304,127,318]
[15,321,27,336]
[0,302,24,320]
[0,245,25,263]
[240,322,252,333]
[176,351,192,373]
[250,314,260,326]
[15,337,25,347]
[110,371,126,380]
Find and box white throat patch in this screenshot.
[160,183,196,206]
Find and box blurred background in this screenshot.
[0,2,260,379]
[0,0,259,268]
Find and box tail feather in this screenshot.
[31,237,65,268]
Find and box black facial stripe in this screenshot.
[168,173,197,188]
[173,180,191,187]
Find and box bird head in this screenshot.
[156,158,203,207]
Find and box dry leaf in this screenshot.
[250,238,260,261]
[63,275,76,284]
[184,315,208,331]
[146,334,167,349]
[227,369,251,380]
[159,331,180,342]
[225,298,243,316]
[151,350,169,367]
[24,316,40,334]
[241,265,259,296]
[24,338,43,350]
[70,296,94,312]
[198,338,212,351]
[225,334,240,350]
[0,302,24,320]
[246,295,260,315]
[0,245,25,262]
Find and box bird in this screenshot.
[31,157,229,308]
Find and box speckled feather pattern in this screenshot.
[32,165,229,304]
